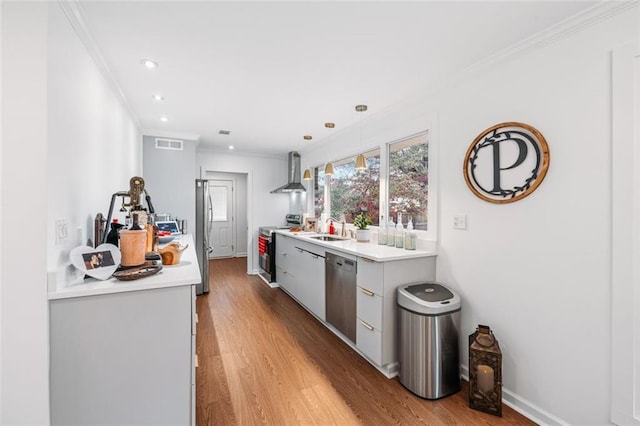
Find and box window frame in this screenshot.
[308,126,437,242]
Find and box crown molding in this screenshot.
[57,0,142,131]
[378,0,639,120]
[472,1,638,70]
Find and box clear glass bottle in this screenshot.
[405,218,417,250]
[378,215,387,245]
[386,219,396,247]
[395,215,404,248]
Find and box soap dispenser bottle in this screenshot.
[405,217,416,250]
[378,215,387,245]
[395,214,404,248]
[386,218,396,247]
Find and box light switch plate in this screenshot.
[453,214,467,230]
[55,219,69,245]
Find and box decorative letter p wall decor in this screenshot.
[464,122,550,203]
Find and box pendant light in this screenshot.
[303,169,312,180]
[355,104,368,171]
[324,122,336,176]
[303,135,312,180]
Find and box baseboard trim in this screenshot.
[460,365,569,425]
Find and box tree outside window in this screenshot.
[329,153,380,225]
[388,133,429,230]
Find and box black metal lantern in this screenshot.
[469,324,502,416]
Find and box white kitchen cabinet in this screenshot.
[275,233,297,291]
[275,234,326,321]
[293,242,326,321]
[50,284,196,426]
[356,255,436,376]
[272,230,437,378]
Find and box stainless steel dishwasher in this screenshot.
[325,252,357,343]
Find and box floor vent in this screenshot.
[155,138,183,150]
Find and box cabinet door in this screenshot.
[275,234,297,285]
[356,257,383,295]
[50,286,193,425]
[357,319,382,365]
[300,250,326,321]
[356,286,382,330]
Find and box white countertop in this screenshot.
[48,234,201,300]
[274,230,437,261]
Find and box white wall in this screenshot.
[47,2,141,274]
[1,2,50,423]
[142,135,196,234]
[302,6,637,424]
[197,150,289,273]
[1,2,142,423]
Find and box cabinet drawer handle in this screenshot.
[195,313,199,323]
[311,254,319,259]
[296,247,303,253]
[361,257,375,263]
[195,354,199,368]
[360,320,374,331]
[360,288,375,297]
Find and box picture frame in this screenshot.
[69,243,121,280]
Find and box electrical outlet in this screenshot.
[55,219,69,245]
[453,214,467,230]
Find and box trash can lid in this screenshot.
[397,282,461,315]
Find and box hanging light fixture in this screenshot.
[355,104,368,170]
[324,122,336,176]
[303,169,312,180]
[303,135,313,180]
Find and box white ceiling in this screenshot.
[77,1,597,156]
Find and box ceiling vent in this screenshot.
[155,138,183,150]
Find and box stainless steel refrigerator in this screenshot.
[195,179,213,295]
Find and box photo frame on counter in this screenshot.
[69,243,121,280]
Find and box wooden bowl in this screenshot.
[158,242,188,265]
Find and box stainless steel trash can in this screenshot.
[397,282,461,399]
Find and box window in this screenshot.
[310,131,430,234]
[313,167,325,219]
[388,132,429,230]
[329,150,380,225]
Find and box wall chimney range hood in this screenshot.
[271,151,306,193]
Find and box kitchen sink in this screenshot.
[310,235,349,242]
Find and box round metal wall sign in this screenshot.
[463,122,550,204]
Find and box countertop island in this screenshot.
[48,233,201,300]
[49,233,199,425]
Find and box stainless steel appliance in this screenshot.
[195,179,214,295]
[270,152,306,193]
[258,214,303,283]
[325,252,357,343]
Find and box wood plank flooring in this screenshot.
[196,257,536,425]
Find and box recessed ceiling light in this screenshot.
[160,116,168,122]
[229,145,234,150]
[153,94,164,101]
[141,59,158,69]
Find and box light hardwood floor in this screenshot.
[196,257,536,425]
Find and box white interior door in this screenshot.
[210,179,234,258]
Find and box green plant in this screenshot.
[353,213,372,230]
